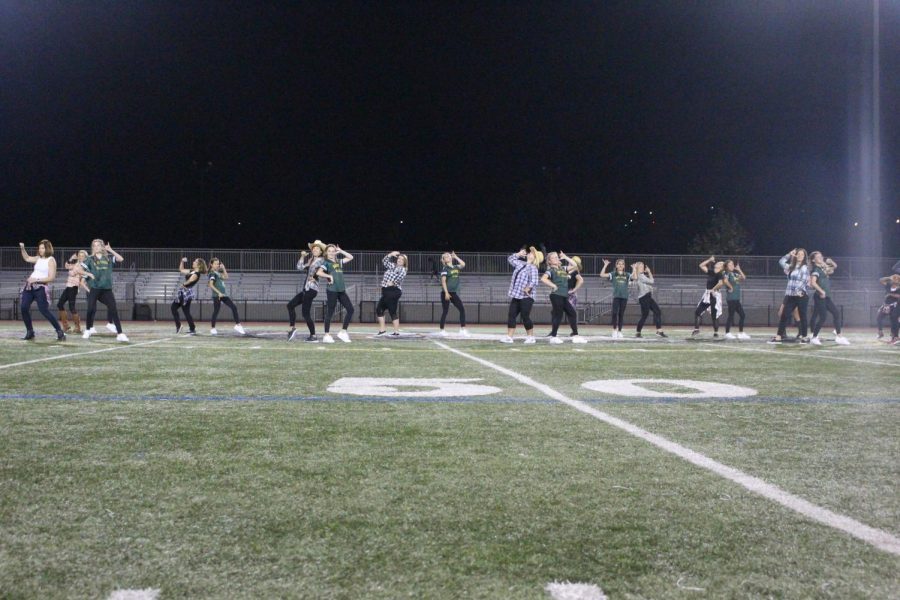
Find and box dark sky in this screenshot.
[2,1,898,255]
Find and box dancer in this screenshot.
[438,252,469,337]
[79,239,128,342]
[876,274,900,343]
[207,258,246,336]
[600,258,630,339]
[171,257,207,335]
[375,251,408,337]
[692,256,725,338]
[565,255,584,311]
[632,261,667,338]
[57,249,88,334]
[723,261,750,340]
[316,244,355,344]
[808,252,849,345]
[288,241,326,341]
[541,252,585,344]
[18,240,66,341]
[769,248,810,344]
[500,247,542,344]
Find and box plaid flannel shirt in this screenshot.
[381,255,407,289]
[779,254,809,297]
[507,254,538,299]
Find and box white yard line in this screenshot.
[545,581,607,600]
[0,338,172,370]
[433,341,900,557]
[702,343,899,367]
[107,589,160,600]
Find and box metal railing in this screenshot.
[1,247,895,279]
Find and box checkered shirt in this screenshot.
[779,254,809,297]
[507,254,538,299]
[381,255,407,289]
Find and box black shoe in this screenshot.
[22,331,35,341]
[798,336,810,344]
[57,330,66,341]
[767,336,782,344]
[288,327,296,341]
[691,329,699,337]
[375,331,386,337]
[656,331,668,338]
[713,333,719,338]
[389,332,401,337]
[187,330,196,336]
[635,332,642,338]
[305,334,318,342]
[175,325,182,334]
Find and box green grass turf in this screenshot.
[0,323,897,599]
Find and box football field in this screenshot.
[0,323,898,599]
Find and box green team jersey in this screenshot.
[80,255,116,290]
[608,271,630,299]
[440,263,462,293]
[546,266,569,297]
[322,259,346,292]
[725,272,742,301]
[812,266,831,297]
[209,271,228,296]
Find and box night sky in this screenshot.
[2,1,898,256]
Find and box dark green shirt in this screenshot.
[441,263,462,293]
[80,255,116,290]
[811,266,831,297]
[725,272,742,302]
[546,266,569,297]
[322,259,346,293]
[209,271,228,296]
[608,271,630,299]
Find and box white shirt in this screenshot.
[30,257,51,283]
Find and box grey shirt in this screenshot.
[634,272,655,298]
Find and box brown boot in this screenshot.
[72,313,82,334]
[59,310,70,332]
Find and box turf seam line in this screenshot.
[433,341,900,557]
[0,338,173,370]
[702,343,899,367]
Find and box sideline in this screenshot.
[0,338,173,370]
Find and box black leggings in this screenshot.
[877,305,896,333]
[171,297,195,332]
[301,289,318,335]
[611,297,627,330]
[86,288,122,333]
[440,292,466,329]
[694,293,719,332]
[56,286,79,312]
[550,294,578,336]
[636,294,662,332]
[777,294,809,338]
[811,295,841,336]
[211,296,241,327]
[376,287,402,321]
[324,290,354,333]
[287,291,304,328]
[507,298,534,330]
[21,286,62,333]
[725,300,745,333]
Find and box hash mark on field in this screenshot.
[545,581,607,600]
[433,341,900,557]
[703,343,898,367]
[0,338,172,370]
[107,589,160,600]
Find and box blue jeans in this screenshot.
[21,286,62,333]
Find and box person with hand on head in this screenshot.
[808,251,849,345]
[541,251,585,344]
[692,256,725,338]
[438,251,469,337]
[171,257,206,335]
[722,260,750,340]
[769,248,811,344]
[316,244,355,343]
[600,258,630,339]
[18,240,66,341]
[78,239,128,342]
[632,261,667,339]
[207,258,245,336]
[375,251,408,337]
[501,246,541,344]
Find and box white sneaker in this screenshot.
[499,335,513,344]
[82,329,91,339]
[234,324,246,335]
[337,330,351,343]
[571,335,587,344]
[835,335,851,345]
[737,332,751,340]
[459,328,469,337]
[811,336,822,346]
[725,333,736,340]
[210,328,218,336]
[524,336,536,344]
[87,327,97,334]
[116,333,129,342]
[438,330,448,337]
[549,336,563,344]
[105,323,117,333]
[322,334,334,344]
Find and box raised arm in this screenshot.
[178,258,191,275]
[508,250,526,267]
[451,252,465,268]
[699,256,715,273]
[336,246,353,264]
[383,251,399,269]
[219,264,229,280]
[106,243,124,263]
[779,251,793,274]
[599,259,610,277]
[296,250,309,270]
[735,264,746,281]
[18,243,36,264]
